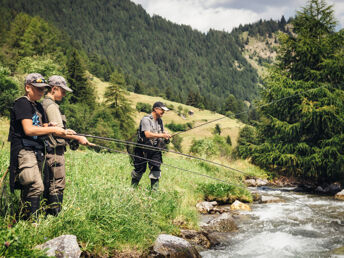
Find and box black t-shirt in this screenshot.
[8,97,48,150]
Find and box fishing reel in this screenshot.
[69,140,79,151]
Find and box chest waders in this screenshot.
[9,97,48,220]
[131,115,166,190]
[42,97,68,216]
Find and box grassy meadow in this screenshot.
[0,118,266,256]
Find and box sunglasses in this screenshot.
[31,78,48,83]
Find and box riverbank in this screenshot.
[0,143,266,256]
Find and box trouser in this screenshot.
[46,147,66,196]
[131,147,162,182]
[17,149,44,198]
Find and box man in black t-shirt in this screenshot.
[8,73,72,220]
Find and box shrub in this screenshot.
[166,121,187,132]
[190,135,231,158]
[136,102,151,113]
[197,183,252,203]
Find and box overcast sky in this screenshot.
[131,0,344,33]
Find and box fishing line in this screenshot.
[77,133,249,176]
[90,143,247,189]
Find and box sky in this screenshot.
[131,0,344,33]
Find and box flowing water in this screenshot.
[201,187,344,258]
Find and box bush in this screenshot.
[0,66,19,117]
[190,135,231,158]
[197,183,252,203]
[136,102,151,113]
[166,121,186,132]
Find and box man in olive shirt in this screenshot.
[42,75,92,216]
[131,102,171,190]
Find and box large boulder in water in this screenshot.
[35,235,81,258]
[335,189,344,200]
[150,234,201,257]
[200,212,238,232]
[230,200,251,211]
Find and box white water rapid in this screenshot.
[201,187,344,258]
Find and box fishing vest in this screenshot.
[42,97,67,148]
[137,114,164,147]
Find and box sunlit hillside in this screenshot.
[90,75,244,151]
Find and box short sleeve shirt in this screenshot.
[8,97,47,149]
[140,115,163,145]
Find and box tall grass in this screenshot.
[0,146,266,256]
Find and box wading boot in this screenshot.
[151,179,159,191]
[23,197,40,221]
[131,178,140,188]
[47,194,63,216]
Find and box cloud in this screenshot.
[132,0,344,32]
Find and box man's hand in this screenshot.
[77,136,95,146]
[161,132,172,140]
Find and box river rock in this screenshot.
[35,235,81,258]
[335,190,344,200]
[200,212,238,232]
[259,196,285,204]
[179,230,212,249]
[196,201,218,214]
[150,234,201,258]
[327,182,341,194]
[245,178,268,187]
[245,179,257,186]
[230,200,251,211]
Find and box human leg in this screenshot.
[17,149,44,219]
[46,147,65,216]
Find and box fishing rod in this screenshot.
[77,133,249,176]
[88,143,337,220]
[89,143,248,189]
[172,85,326,137]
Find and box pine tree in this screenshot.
[66,49,96,107]
[243,0,344,182]
[105,70,136,139]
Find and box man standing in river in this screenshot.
[131,101,171,190]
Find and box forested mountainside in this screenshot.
[0,0,284,111]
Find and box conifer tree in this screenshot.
[66,49,96,107]
[242,0,344,182]
[105,70,135,139]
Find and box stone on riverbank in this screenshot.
[150,234,201,258]
[245,178,268,187]
[35,235,81,258]
[230,200,251,211]
[196,201,218,214]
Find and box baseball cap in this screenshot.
[48,75,73,92]
[153,101,169,111]
[24,73,49,87]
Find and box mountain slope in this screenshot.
[1,0,259,110]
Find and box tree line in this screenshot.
[0,0,275,112]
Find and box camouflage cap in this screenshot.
[24,73,49,87]
[48,75,73,92]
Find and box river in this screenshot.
[201,187,344,258]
